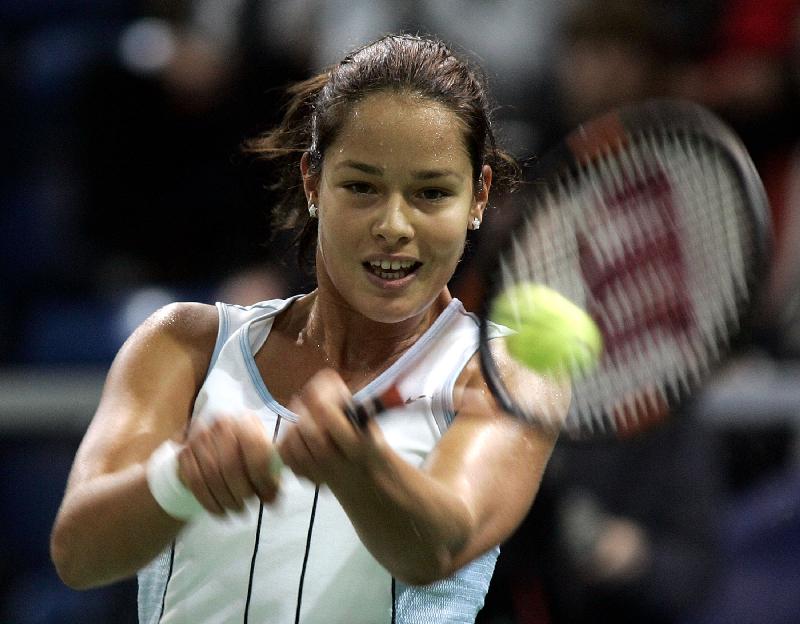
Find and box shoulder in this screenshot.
[453,340,571,434]
[120,302,219,383]
[139,301,218,347]
[68,303,221,481]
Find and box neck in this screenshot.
[293,290,449,376]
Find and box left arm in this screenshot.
[277,361,567,585]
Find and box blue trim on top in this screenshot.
[227,298,297,313]
[239,318,298,422]
[236,297,465,423]
[233,295,305,421]
[352,298,463,402]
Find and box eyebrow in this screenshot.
[337,160,382,176]
[336,159,463,181]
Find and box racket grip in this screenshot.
[343,385,405,429]
[344,400,377,429]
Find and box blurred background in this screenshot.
[1,0,799,622]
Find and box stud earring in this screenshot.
[308,203,318,218]
[470,217,481,230]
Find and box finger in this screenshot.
[189,424,241,512]
[177,443,225,516]
[277,422,322,483]
[297,404,340,464]
[285,395,323,462]
[297,370,361,456]
[209,419,252,510]
[236,413,281,503]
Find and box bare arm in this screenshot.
[50,302,218,589]
[277,359,568,585]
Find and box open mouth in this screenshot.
[364,259,422,280]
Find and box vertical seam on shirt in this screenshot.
[243,504,265,624]
[244,417,283,623]
[295,485,320,624]
[158,541,176,622]
[391,577,396,624]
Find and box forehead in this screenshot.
[326,91,471,171]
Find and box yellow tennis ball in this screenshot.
[490,283,603,377]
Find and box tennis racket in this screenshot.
[346,99,771,440]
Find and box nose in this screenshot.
[371,195,414,246]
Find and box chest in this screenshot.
[254,332,383,406]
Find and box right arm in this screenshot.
[50,302,218,589]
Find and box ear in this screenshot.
[471,164,493,222]
[300,152,319,205]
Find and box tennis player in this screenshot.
[50,34,566,623]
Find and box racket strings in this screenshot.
[491,129,757,437]
[579,137,694,432]
[669,136,751,346]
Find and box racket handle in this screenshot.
[343,385,405,429]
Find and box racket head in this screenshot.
[477,99,772,440]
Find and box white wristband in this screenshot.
[146,440,204,521]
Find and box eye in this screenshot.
[344,182,374,195]
[418,188,451,202]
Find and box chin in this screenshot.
[361,291,443,326]
[361,304,420,325]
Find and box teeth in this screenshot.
[366,259,418,280]
[370,259,415,270]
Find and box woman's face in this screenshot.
[305,91,490,324]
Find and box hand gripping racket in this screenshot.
[347,99,771,440]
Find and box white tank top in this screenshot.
[138,296,503,624]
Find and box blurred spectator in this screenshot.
[182,0,566,159]
[74,2,295,293]
[518,0,709,160]
[669,0,800,356]
[544,419,724,624]
[670,0,800,158]
[684,458,800,624]
[214,262,289,306]
[478,416,725,624]
[1,1,316,365]
[0,1,134,362]
[0,435,138,623]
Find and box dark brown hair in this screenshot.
[244,33,519,269]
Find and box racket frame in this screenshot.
[476,99,772,438]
